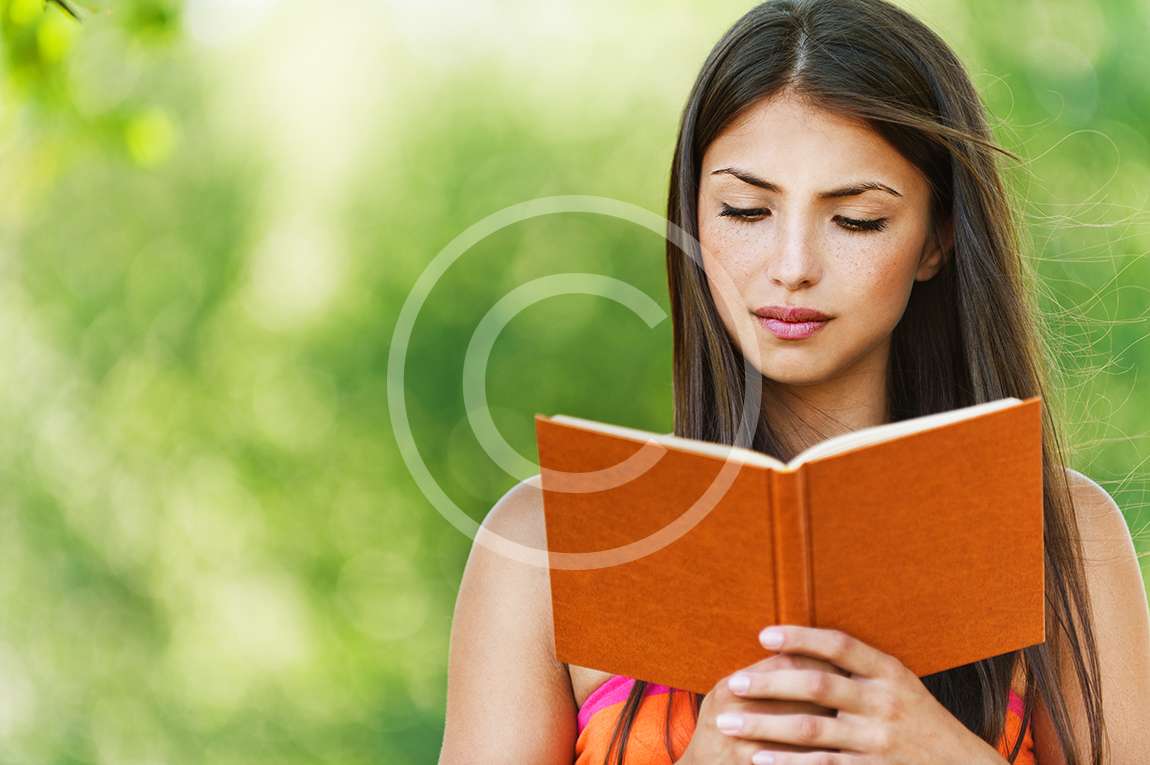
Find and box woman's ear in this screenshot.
[915,217,953,281]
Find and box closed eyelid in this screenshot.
[718,203,889,232]
[719,202,889,217]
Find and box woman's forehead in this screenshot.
[701,96,926,199]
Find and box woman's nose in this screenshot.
[766,217,822,291]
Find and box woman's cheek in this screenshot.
[836,242,917,326]
[705,247,760,288]
[702,256,748,334]
[700,234,761,321]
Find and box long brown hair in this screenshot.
[600,0,1107,762]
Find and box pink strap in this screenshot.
[577,675,672,734]
[1008,688,1025,718]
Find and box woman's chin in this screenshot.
[758,362,830,387]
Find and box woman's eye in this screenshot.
[719,203,769,222]
[719,204,887,234]
[835,215,888,233]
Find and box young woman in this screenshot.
[438,1,1150,763]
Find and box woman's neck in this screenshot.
[762,367,890,458]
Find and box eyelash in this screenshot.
[719,203,889,233]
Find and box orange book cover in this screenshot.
[534,396,1045,695]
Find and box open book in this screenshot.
[534,396,1045,694]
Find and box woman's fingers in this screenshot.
[706,653,845,753]
[715,706,867,751]
[726,668,866,715]
[744,652,850,677]
[758,625,901,681]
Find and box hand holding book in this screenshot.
[677,624,1014,765]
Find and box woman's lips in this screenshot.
[756,316,830,340]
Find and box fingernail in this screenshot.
[715,712,744,733]
[760,627,784,648]
[752,752,775,765]
[728,673,751,693]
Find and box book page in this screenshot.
[546,397,1020,474]
[786,397,1020,469]
[547,415,786,470]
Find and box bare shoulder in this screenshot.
[1064,466,1117,512]
[478,473,550,548]
[438,475,577,764]
[1064,467,1137,559]
[1032,467,1150,763]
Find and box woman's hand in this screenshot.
[713,624,1009,764]
[675,652,849,764]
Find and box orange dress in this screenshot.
[574,673,1036,764]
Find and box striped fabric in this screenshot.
[574,674,1036,764]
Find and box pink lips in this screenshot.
[752,305,832,341]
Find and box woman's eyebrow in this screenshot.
[709,166,903,199]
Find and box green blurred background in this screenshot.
[1,0,1147,762]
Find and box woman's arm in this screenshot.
[1032,469,1150,763]
[439,476,578,764]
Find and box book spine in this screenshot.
[769,469,814,627]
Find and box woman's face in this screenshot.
[697,92,948,387]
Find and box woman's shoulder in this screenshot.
[440,474,577,762]
[467,475,554,642]
[1063,468,1122,520]
[1061,467,1132,555]
[478,474,549,546]
[479,478,626,709]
